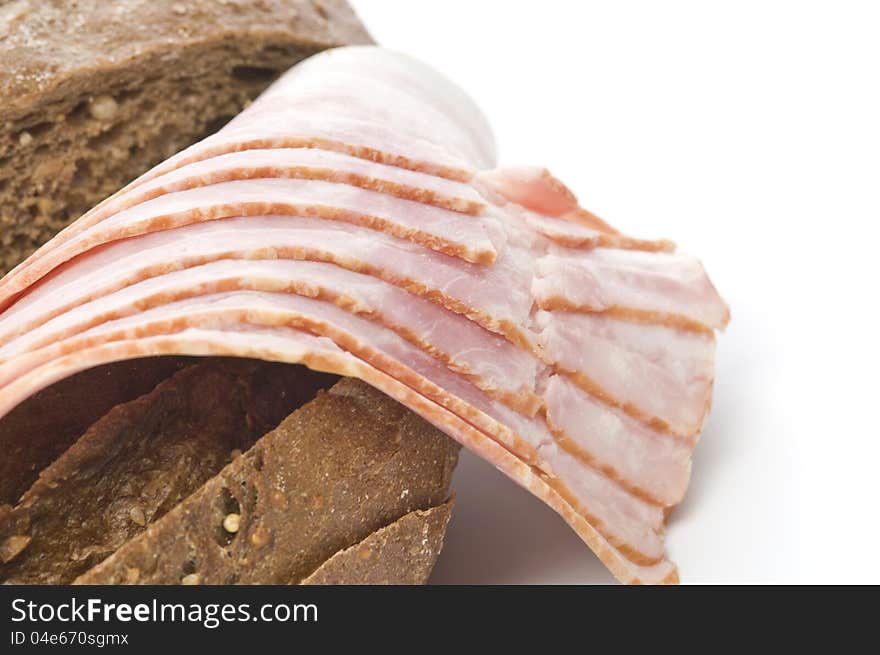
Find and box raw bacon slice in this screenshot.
[536,310,716,437]
[543,374,692,506]
[0,46,728,584]
[533,248,730,332]
[0,259,543,415]
[478,166,674,252]
[0,176,500,301]
[0,217,534,348]
[84,148,488,221]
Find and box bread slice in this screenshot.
[0,0,372,274]
[0,359,337,583]
[74,376,459,585]
[0,360,459,584]
[0,356,195,505]
[301,500,454,585]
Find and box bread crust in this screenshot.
[0,0,372,113]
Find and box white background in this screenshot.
[350,0,880,583]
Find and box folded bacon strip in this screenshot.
[0,47,728,584]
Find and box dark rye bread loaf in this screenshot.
[0,0,372,274]
[0,361,459,585]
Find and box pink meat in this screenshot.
[544,374,693,506]
[533,248,730,331]
[0,259,543,414]
[0,217,533,347]
[1,177,500,303]
[478,166,674,252]
[230,48,496,170]
[0,45,729,584]
[85,148,489,222]
[536,310,717,437]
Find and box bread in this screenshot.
[0,0,372,274]
[0,359,337,583]
[301,501,454,585]
[0,356,195,505]
[0,361,459,584]
[75,376,459,585]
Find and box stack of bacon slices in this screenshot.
[0,47,728,584]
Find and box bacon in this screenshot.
[86,148,488,221]
[536,310,717,437]
[0,259,543,414]
[0,45,728,584]
[0,177,500,310]
[0,217,533,348]
[533,249,730,331]
[543,374,692,506]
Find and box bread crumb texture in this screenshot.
[0,0,372,274]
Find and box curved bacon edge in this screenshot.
[0,46,728,584]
